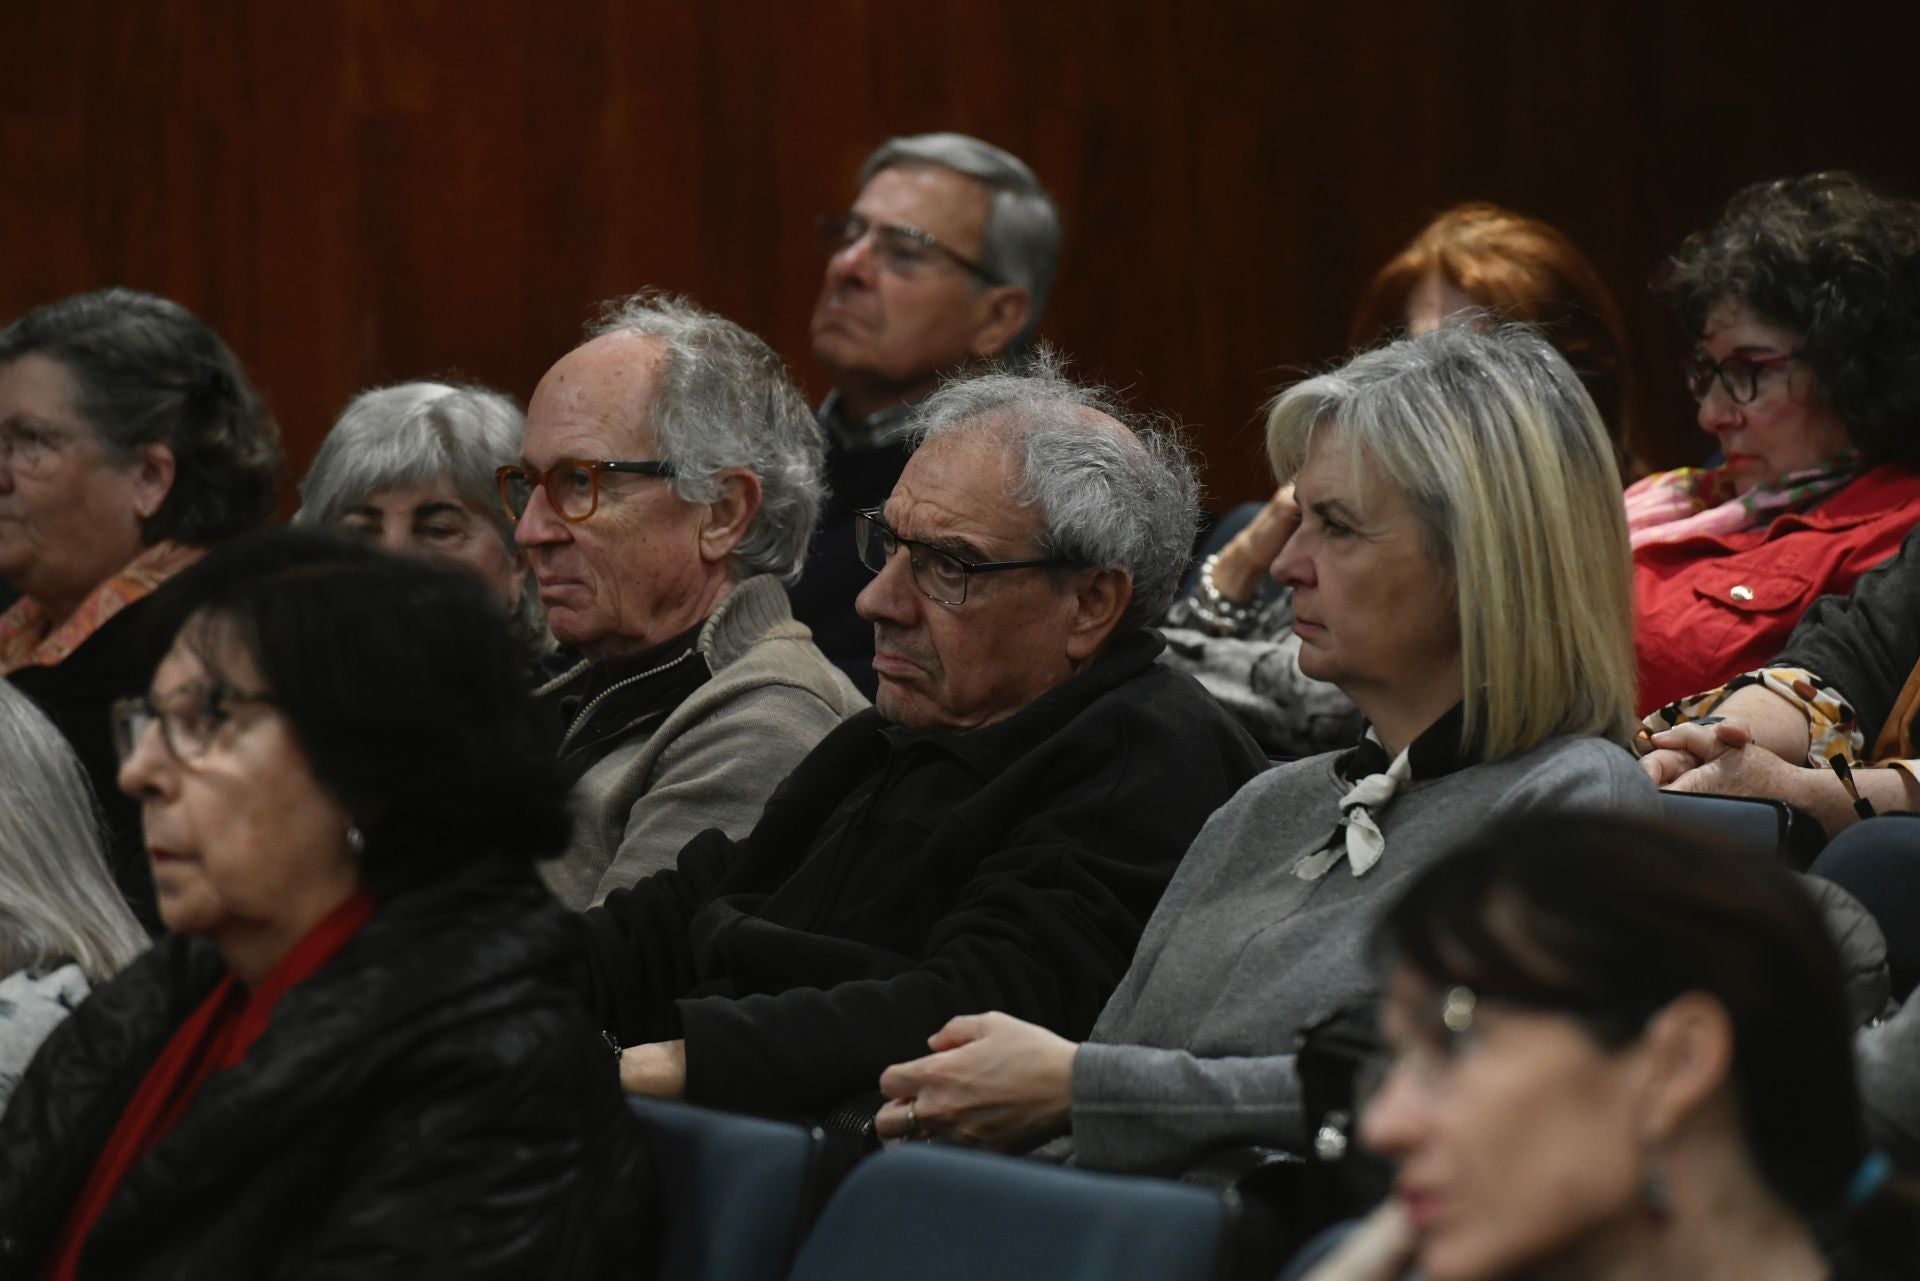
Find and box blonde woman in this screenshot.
[874,325,1657,1170]
[0,681,146,1114]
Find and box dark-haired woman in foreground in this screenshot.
[0,529,648,1279]
[1310,812,1917,1281]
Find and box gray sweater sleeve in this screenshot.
[1776,523,1920,744]
[1071,1044,1308,1174]
[1065,738,1654,1175]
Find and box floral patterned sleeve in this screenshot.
[1637,667,1920,783]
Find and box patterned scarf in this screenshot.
[0,541,202,675]
[1624,452,1861,551]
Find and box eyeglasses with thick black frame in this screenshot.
[816,212,1003,285]
[1681,350,1803,405]
[495,459,677,524]
[854,508,1072,606]
[111,681,277,765]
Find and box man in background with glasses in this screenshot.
[791,132,1062,700]
[506,292,865,910]
[577,359,1266,1121]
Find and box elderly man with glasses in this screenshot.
[504,292,865,909]
[790,132,1062,698]
[576,359,1267,1121]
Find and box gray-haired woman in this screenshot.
[296,381,548,660]
[0,681,146,1115]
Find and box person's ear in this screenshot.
[1631,992,1735,1145]
[129,443,176,522]
[968,286,1032,360]
[697,469,763,564]
[1063,568,1131,663]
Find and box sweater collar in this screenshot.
[1334,700,1483,787]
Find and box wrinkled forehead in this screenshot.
[1292,423,1392,511]
[525,331,667,459]
[886,431,1041,553]
[855,163,993,253]
[0,351,94,433]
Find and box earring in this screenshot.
[345,826,366,854]
[1640,1164,1671,1221]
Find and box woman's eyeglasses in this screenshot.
[112,681,277,764]
[1681,351,1802,404]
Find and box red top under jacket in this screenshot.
[43,890,377,1281]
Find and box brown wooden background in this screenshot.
[5,1,1917,510]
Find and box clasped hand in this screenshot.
[874,1012,1077,1150]
[1640,716,1834,821]
[1638,715,1754,787]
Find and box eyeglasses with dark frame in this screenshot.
[111,681,278,765]
[1681,350,1803,405]
[816,212,1003,285]
[495,459,677,524]
[853,508,1072,606]
[0,420,82,473]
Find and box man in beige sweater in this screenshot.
[504,291,865,908]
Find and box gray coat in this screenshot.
[1062,734,1659,1174]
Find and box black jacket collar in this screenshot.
[1335,701,1483,784]
[873,630,1167,775]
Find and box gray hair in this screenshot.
[294,381,547,646]
[862,133,1062,353]
[588,291,826,583]
[0,287,281,546]
[0,683,147,982]
[907,349,1199,636]
[1266,324,1636,759]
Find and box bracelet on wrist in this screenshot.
[1181,553,1261,637]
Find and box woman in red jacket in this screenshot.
[1632,172,1920,716]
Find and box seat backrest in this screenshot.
[787,1144,1234,1281]
[1657,790,1826,870]
[627,1097,831,1281]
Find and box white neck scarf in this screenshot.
[1294,731,1413,881]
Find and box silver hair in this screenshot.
[0,683,147,982]
[588,291,826,583]
[1265,323,1637,758]
[861,132,1062,353]
[293,381,548,647]
[907,349,1199,636]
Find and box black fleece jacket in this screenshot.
[577,630,1269,1114]
[0,861,653,1281]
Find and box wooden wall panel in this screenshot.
[4,0,1918,512]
